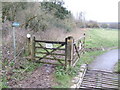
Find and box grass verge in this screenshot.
[53,28,118,88]
[114,60,120,73]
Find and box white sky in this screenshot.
[64,0,119,22]
[2,0,119,22]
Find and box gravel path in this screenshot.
[89,49,119,72]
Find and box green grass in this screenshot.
[53,66,74,88]
[114,60,120,73]
[0,76,9,89]
[53,28,118,88]
[86,28,118,48]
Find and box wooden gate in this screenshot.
[34,38,66,66]
[26,33,85,68]
[72,35,85,66]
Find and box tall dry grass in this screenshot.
[34,28,85,41]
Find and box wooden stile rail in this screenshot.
[27,33,85,68]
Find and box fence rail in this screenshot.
[26,33,85,68]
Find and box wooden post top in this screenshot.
[65,36,74,43]
[84,33,85,36]
[67,36,74,39]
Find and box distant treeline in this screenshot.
[99,22,118,29]
[76,20,118,29]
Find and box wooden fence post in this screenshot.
[65,36,74,68]
[65,37,68,69]
[31,36,35,60]
[83,33,85,53]
[27,37,31,56]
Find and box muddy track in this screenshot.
[9,64,56,88]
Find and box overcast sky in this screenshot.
[64,0,119,22]
[9,0,118,22]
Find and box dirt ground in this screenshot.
[9,64,56,88]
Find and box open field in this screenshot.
[85,28,118,48]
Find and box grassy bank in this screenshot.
[114,60,120,73]
[53,28,118,88]
[85,28,118,48]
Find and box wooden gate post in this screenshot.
[27,37,31,56]
[65,36,74,68]
[31,36,35,60]
[83,33,85,53]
